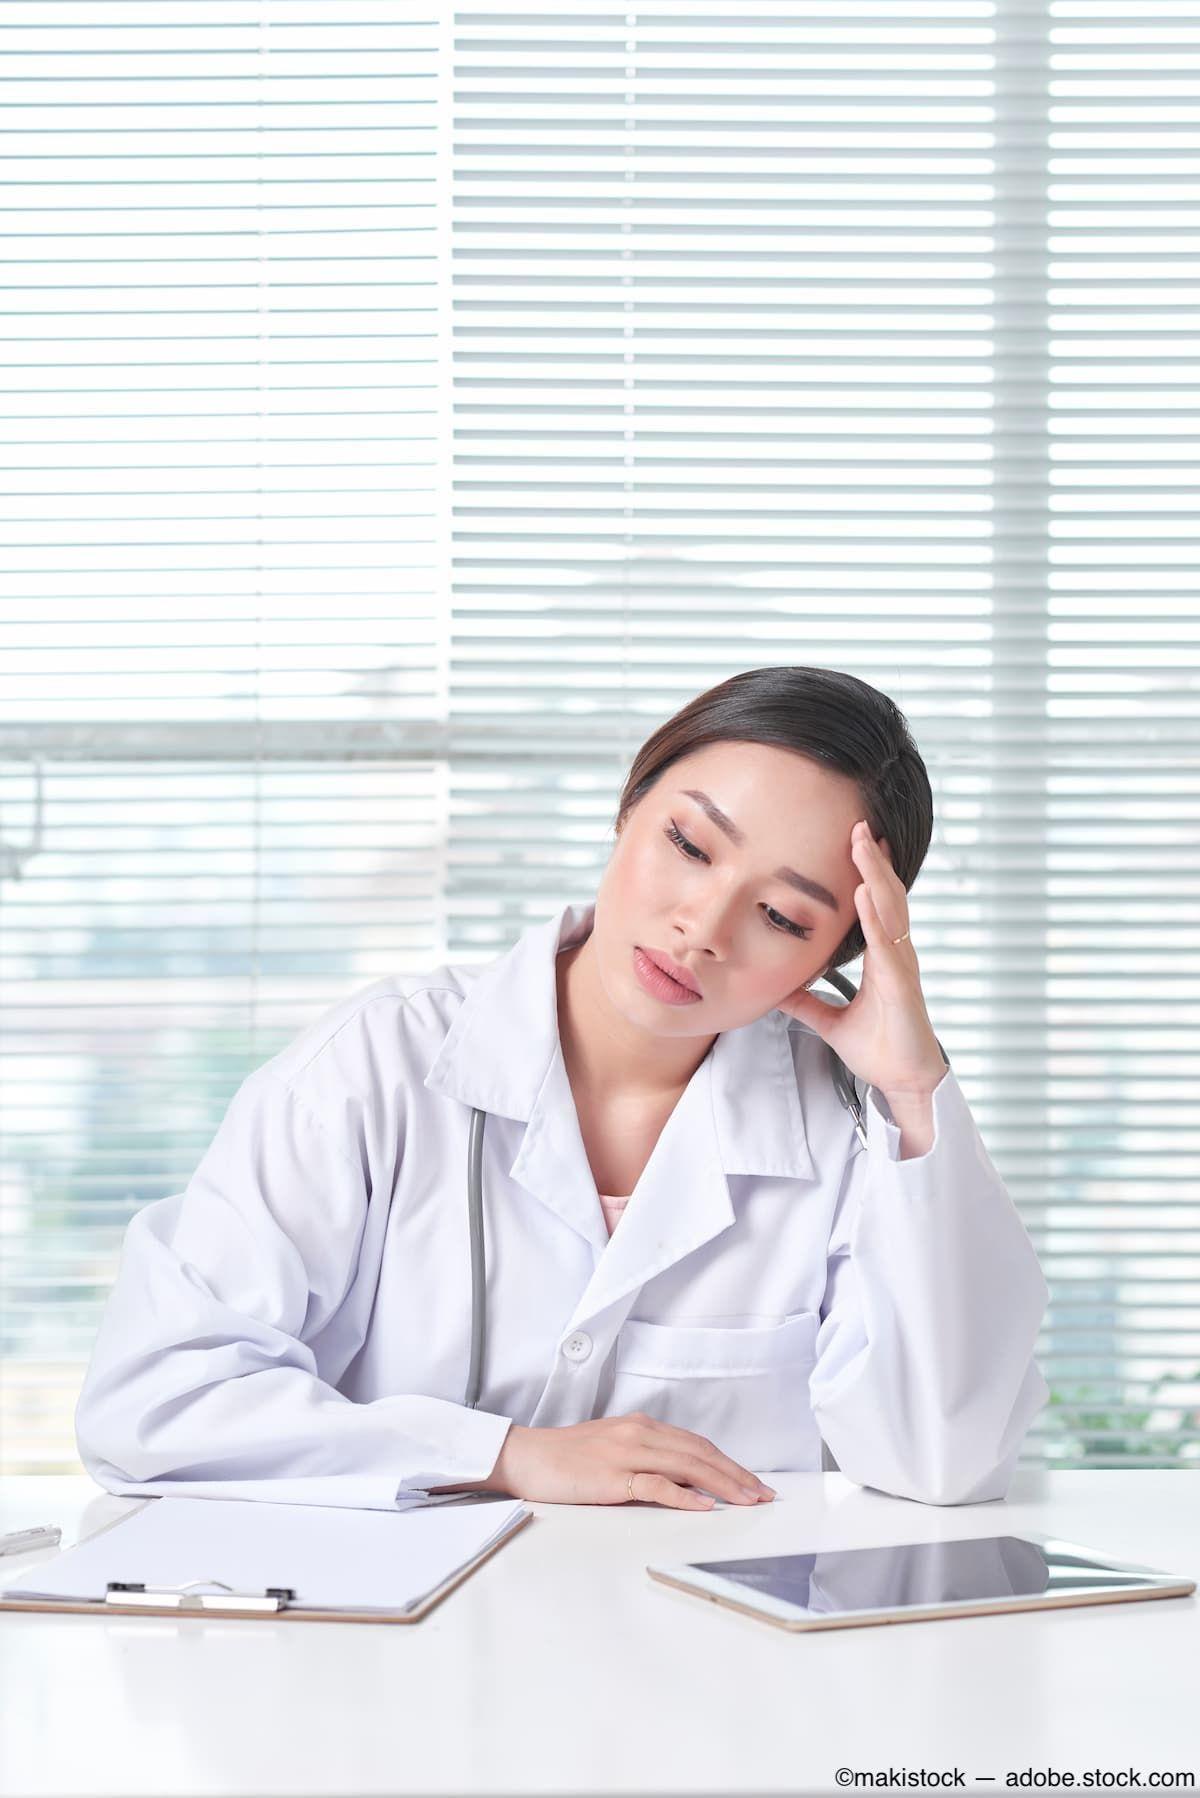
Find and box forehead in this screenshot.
[669,741,862,826]
[662,745,863,914]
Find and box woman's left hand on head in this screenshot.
[777,819,947,1101]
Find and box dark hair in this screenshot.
[611,666,934,976]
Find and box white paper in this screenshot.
[2,1494,529,1614]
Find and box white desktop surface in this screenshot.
[0,1471,1195,1798]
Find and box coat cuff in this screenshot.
[85,1471,428,1513]
[864,1065,958,1167]
[82,1407,516,1514]
[391,1406,514,1508]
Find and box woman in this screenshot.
[75,667,1049,1513]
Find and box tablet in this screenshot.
[646,1533,1195,1633]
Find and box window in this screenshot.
[1,1,1196,1472]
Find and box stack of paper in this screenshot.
[2,1494,530,1615]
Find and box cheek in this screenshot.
[713,968,805,1033]
[596,841,649,937]
[608,829,664,898]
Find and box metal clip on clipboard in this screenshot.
[105,1579,296,1614]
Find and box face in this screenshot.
[590,740,867,1038]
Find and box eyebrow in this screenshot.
[679,788,842,915]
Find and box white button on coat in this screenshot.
[75,901,1051,1512]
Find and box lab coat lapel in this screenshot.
[422,901,610,1251]
[560,1051,732,1328]
[563,1003,817,1329]
[423,899,819,1317]
[507,1040,612,1255]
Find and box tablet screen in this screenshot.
[687,1536,1164,1618]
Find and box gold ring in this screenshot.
[891,930,910,945]
[627,1471,637,1503]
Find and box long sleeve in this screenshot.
[74,1069,513,1510]
[807,1065,1049,1506]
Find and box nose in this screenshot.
[672,886,736,961]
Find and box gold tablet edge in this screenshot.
[645,1565,1196,1633]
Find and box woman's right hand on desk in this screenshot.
[474,1416,776,1509]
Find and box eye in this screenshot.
[663,821,812,941]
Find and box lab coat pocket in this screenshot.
[609,1312,822,1475]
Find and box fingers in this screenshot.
[640,1418,772,1492]
[851,821,897,892]
[851,819,898,882]
[632,1419,775,1504]
[851,819,908,942]
[631,1473,717,1512]
[855,876,887,948]
[644,1448,775,1507]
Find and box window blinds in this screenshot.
[1,1,1196,1474]
[0,1,450,1468]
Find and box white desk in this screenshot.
[0,1471,1195,1797]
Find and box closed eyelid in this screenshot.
[665,820,812,939]
[674,818,811,910]
[679,789,840,915]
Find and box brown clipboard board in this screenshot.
[0,1503,535,1626]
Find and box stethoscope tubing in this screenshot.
[466,1104,489,1412]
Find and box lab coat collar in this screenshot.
[423,899,816,1194]
[425,901,817,1329]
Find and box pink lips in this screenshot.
[647,948,701,994]
[633,946,703,1005]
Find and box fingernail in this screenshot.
[740,1485,760,1501]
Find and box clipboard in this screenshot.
[0,1496,535,1626]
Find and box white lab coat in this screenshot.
[75,900,1050,1511]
